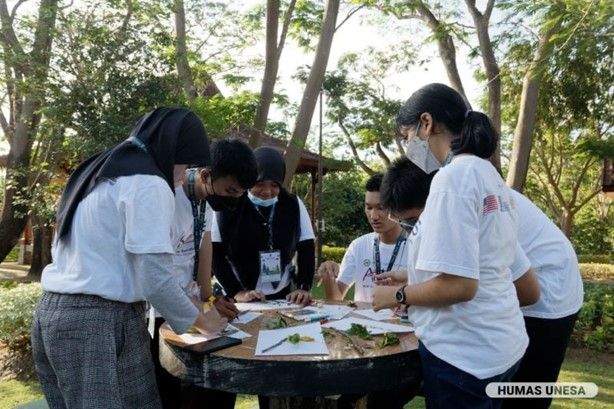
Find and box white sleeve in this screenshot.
[337,239,358,286]
[204,202,213,233]
[297,198,315,241]
[510,242,532,281]
[123,182,175,254]
[416,190,480,279]
[210,211,222,242]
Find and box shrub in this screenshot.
[322,246,346,263]
[578,254,613,264]
[571,281,614,353]
[0,282,42,353]
[579,263,614,281]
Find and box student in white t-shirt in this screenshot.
[380,158,579,409]
[31,108,227,408]
[151,137,258,409]
[318,173,412,303]
[503,190,583,409]
[317,173,421,409]
[372,84,535,409]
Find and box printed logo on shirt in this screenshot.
[362,259,371,267]
[361,266,376,286]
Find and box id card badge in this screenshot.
[259,250,282,283]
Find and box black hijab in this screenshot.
[254,146,286,186]
[55,107,210,239]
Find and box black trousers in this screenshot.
[502,311,579,409]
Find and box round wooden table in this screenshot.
[159,302,421,407]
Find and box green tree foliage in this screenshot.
[500,0,613,237]
[293,169,370,247]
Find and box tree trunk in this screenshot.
[0,0,59,262]
[252,0,280,146]
[251,0,296,148]
[174,0,197,102]
[283,0,340,186]
[560,208,574,237]
[465,0,501,172]
[415,2,469,106]
[507,23,560,192]
[338,120,375,175]
[28,215,53,280]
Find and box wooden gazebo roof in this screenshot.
[231,127,352,175]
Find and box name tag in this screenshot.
[259,250,282,283]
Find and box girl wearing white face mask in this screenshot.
[211,146,316,307]
[372,83,535,409]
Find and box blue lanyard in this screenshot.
[373,232,407,275]
[187,169,207,280]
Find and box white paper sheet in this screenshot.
[234,300,299,312]
[179,332,220,345]
[232,311,262,324]
[321,317,414,335]
[255,322,329,356]
[220,324,251,339]
[353,308,395,321]
[286,304,353,321]
[178,324,250,344]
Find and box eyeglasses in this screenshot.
[388,213,419,233]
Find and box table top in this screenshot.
[159,302,421,396]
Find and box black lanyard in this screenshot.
[256,204,276,250]
[187,169,207,280]
[373,232,407,275]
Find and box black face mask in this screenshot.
[206,194,239,212]
[204,178,239,211]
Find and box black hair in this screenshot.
[396,83,498,159]
[365,173,383,192]
[380,157,436,212]
[209,136,258,189]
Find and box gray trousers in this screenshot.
[31,292,162,409]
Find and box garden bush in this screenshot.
[579,263,614,281]
[578,254,613,264]
[571,281,613,353]
[321,246,346,263]
[0,281,41,353]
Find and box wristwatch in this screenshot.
[395,285,408,305]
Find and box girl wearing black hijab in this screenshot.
[31,108,227,409]
[212,146,316,306]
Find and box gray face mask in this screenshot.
[403,123,453,174]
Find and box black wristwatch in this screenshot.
[395,285,408,305]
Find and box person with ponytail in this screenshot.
[372,83,535,409]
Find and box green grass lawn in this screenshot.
[3,348,611,409]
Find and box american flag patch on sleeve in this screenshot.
[482,194,499,214]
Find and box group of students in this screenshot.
[31,83,583,409]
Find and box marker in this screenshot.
[306,314,330,322]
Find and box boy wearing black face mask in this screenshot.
[150,136,257,409]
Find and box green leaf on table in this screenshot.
[346,323,372,340]
[377,332,400,348]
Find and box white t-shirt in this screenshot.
[171,187,213,290]
[510,190,583,319]
[42,175,175,302]
[337,232,409,302]
[211,197,315,295]
[407,155,528,380]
